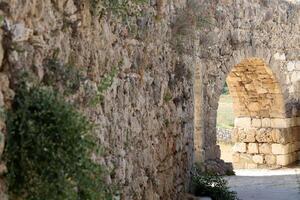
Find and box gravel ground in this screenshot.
[226,167,300,200]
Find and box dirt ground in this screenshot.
[226,167,300,200]
[219,142,300,200]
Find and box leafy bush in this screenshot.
[191,165,238,200]
[4,86,113,200]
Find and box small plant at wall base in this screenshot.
[190,165,238,200]
[4,85,114,200]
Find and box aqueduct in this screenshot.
[194,0,300,171]
[0,0,299,199]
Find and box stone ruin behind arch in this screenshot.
[227,58,300,168]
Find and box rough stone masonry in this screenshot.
[195,0,300,171]
[0,0,299,199]
[0,1,194,199]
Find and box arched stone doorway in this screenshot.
[193,0,300,173]
[194,48,300,172]
[227,58,299,168]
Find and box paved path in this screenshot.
[226,167,300,200]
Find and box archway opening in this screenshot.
[217,58,300,169]
[216,83,235,164]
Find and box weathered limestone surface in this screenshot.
[231,117,300,168]
[0,0,195,199]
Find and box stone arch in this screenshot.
[227,58,286,119]
[226,57,300,168]
[195,48,300,171]
[226,48,293,114]
[192,0,300,173]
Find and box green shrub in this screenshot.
[4,86,113,200]
[191,165,238,200]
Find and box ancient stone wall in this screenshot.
[0,0,195,199]
[195,0,300,171]
[0,0,298,199]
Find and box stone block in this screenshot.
[270,110,286,118]
[290,127,298,142]
[233,143,247,153]
[271,128,292,144]
[239,153,255,164]
[244,163,258,169]
[272,143,292,155]
[291,152,297,163]
[233,162,245,169]
[252,155,264,164]
[259,143,271,154]
[245,129,256,142]
[248,143,259,154]
[265,155,276,165]
[276,154,290,166]
[11,23,33,42]
[239,128,256,142]
[256,86,268,94]
[248,102,260,111]
[234,117,251,128]
[291,71,300,83]
[232,153,240,163]
[256,128,273,143]
[273,52,286,61]
[292,127,300,141]
[261,118,271,127]
[252,118,261,128]
[295,61,300,71]
[231,128,239,142]
[270,118,291,128]
[287,61,295,71]
[64,0,78,15]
